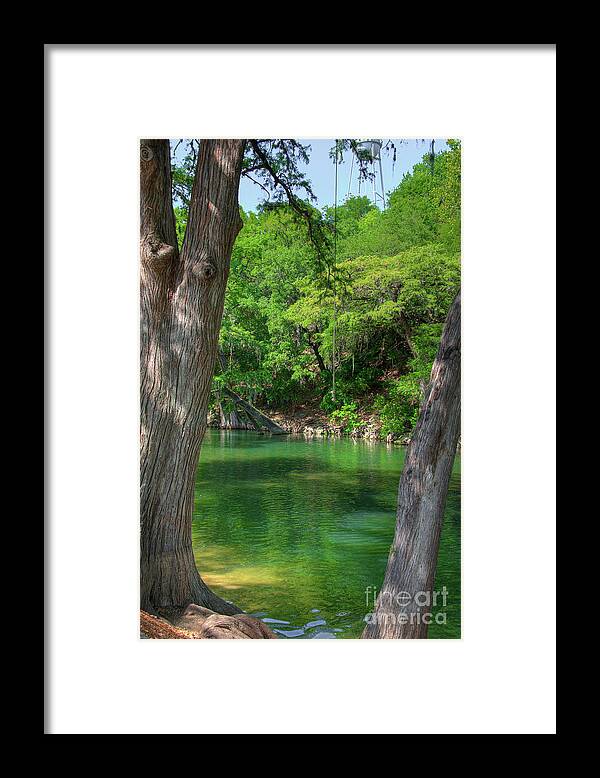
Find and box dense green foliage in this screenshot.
[173,140,461,435]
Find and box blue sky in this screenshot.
[239,138,448,213]
[171,139,448,213]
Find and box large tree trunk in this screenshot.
[140,139,245,616]
[362,290,461,639]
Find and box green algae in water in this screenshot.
[192,430,461,639]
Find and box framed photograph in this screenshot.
[46,44,556,734]
[139,136,461,642]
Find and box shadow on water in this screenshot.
[192,429,461,638]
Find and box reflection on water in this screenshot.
[192,430,461,638]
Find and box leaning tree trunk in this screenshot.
[362,290,461,639]
[222,388,288,434]
[140,138,245,616]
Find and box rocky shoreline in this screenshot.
[208,409,412,445]
[275,418,411,445]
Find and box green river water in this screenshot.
[192,429,461,638]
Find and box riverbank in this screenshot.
[271,408,412,444]
[208,405,412,444]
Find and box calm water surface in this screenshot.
[192,430,461,638]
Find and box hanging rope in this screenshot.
[332,140,338,401]
[346,151,354,200]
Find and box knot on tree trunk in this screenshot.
[141,232,176,271]
[140,144,154,162]
[192,260,217,282]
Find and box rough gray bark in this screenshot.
[362,290,461,639]
[140,139,245,616]
[236,405,262,431]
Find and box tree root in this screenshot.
[140,611,199,639]
[141,604,277,639]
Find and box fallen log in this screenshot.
[222,387,288,435]
[217,351,288,435]
[235,404,263,432]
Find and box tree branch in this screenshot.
[140,139,179,275]
[248,140,329,266]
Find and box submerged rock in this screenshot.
[274,628,305,638]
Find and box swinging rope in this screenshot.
[332,140,339,401]
[346,150,354,200]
